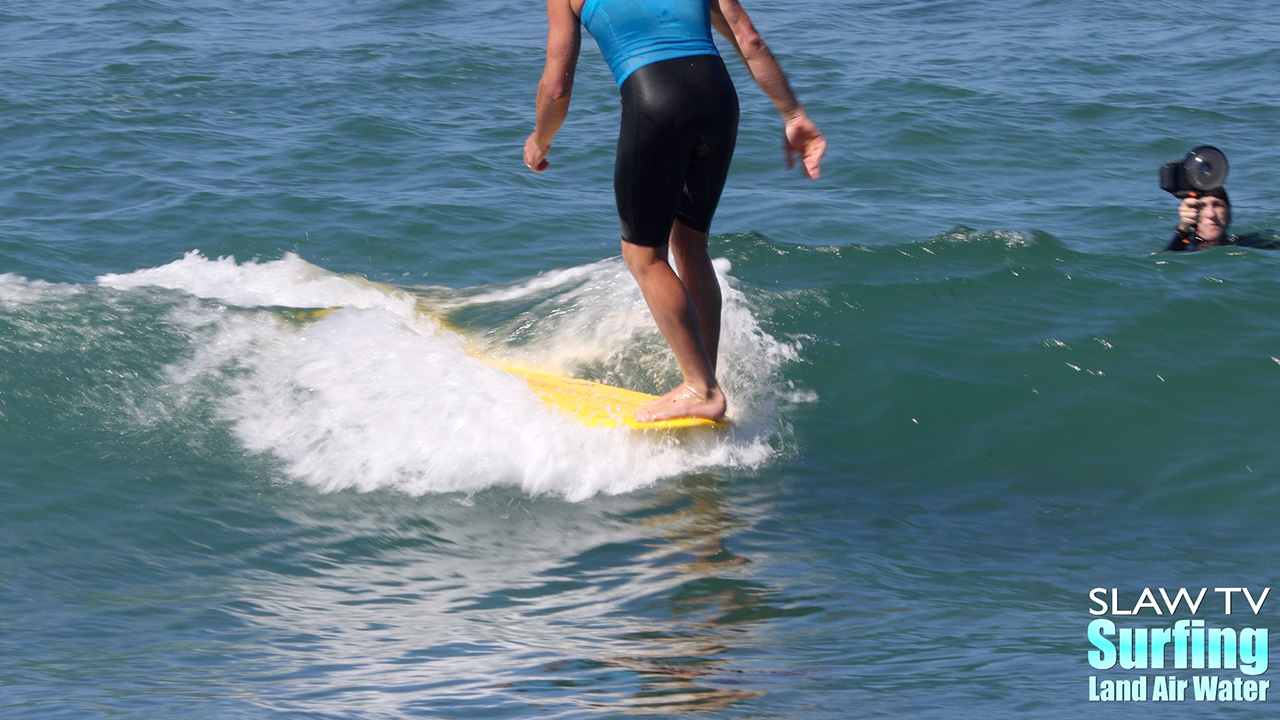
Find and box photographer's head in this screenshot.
[1178,187,1231,247]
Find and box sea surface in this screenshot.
[3,1,1280,717]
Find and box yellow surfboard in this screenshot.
[279,305,727,431]
[500,364,729,431]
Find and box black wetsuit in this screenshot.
[616,56,738,247]
[579,0,739,247]
[1166,231,1279,252]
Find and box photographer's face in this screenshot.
[1196,196,1230,243]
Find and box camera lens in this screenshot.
[1184,145,1228,191]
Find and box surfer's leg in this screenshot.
[621,241,727,422]
[664,57,735,376]
[668,220,721,373]
[612,57,736,422]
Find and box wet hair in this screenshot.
[1202,186,1230,205]
[1194,187,1231,229]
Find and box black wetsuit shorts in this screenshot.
[615,54,739,247]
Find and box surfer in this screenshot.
[524,0,825,422]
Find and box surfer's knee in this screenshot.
[668,220,708,250]
[621,239,670,277]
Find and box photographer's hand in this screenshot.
[1177,196,1203,234]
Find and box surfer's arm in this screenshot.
[525,0,582,172]
[710,0,825,179]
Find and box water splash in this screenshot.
[92,252,801,499]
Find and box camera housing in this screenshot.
[1160,145,1228,197]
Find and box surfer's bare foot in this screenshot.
[635,384,727,423]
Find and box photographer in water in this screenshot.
[1168,188,1233,252]
[1162,146,1273,252]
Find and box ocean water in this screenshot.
[3,0,1280,717]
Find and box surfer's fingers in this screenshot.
[803,134,826,180]
[523,133,551,172]
[784,117,825,180]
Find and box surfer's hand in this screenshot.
[524,134,550,172]
[1177,196,1202,233]
[784,115,825,180]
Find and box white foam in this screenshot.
[449,256,805,426]
[100,252,794,499]
[98,250,419,318]
[0,273,79,308]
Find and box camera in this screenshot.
[1160,145,1228,197]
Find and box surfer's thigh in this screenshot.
[673,57,738,234]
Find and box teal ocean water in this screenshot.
[4,0,1280,717]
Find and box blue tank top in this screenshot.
[579,0,721,88]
